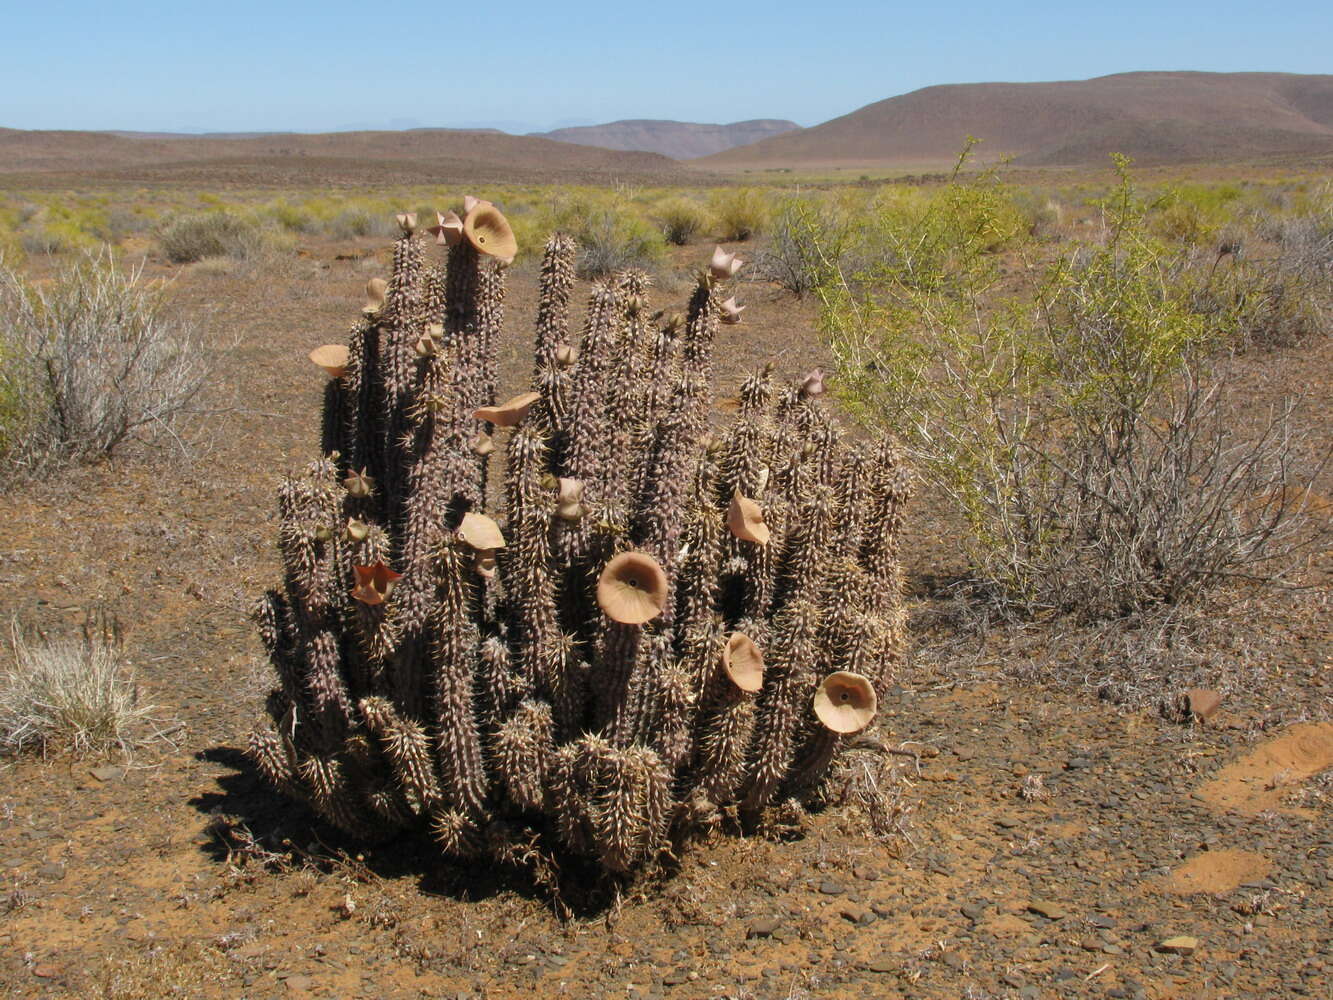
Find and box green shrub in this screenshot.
[15,201,110,254]
[327,208,397,240]
[0,334,23,460]
[654,197,707,245]
[20,227,68,255]
[575,210,663,277]
[1150,182,1243,244]
[1007,187,1065,240]
[852,175,1026,300]
[709,187,770,241]
[157,211,280,264]
[545,196,664,277]
[755,195,859,297]
[1195,251,1325,351]
[819,158,1311,618]
[1187,195,1331,350]
[104,205,152,241]
[0,205,25,265]
[269,200,319,234]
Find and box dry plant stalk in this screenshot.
[247,204,911,875]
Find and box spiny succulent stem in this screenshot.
[248,215,910,878]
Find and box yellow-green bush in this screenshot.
[0,336,24,460]
[157,210,288,264]
[756,193,860,297]
[268,200,321,234]
[13,199,110,255]
[654,197,707,245]
[543,191,664,277]
[0,204,25,265]
[819,159,1306,618]
[1150,182,1244,244]
[708,187,771,241]
[855,177,1025,297]
[327,208,398,240]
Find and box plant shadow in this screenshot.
[188,744,625,918]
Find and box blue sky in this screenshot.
[2,1,1329,133]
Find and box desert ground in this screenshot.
[0,159,1330,1000]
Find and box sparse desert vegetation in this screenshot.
[820,159,1329,619]
[0,154,1329,999]
[0,615,154,757]
[0,248,206,474]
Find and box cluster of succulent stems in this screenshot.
[249,198,911,877]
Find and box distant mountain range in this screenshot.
[4,73,1332,185]
[699,72,1333,169]
[530,119,801,160]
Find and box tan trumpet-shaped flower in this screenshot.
[722,632,764,692]
[428,210,465,247]
[596,551,668,625]
[470,431,495,456]
[455,512,506,551]
[362,277,388,316]
[719,296,745,325]
[727,490,769,545]
[813,672,877,733]
[343,468,376,498]
[396,212,417,235]
[351,561,402,606]
[415,324,442,358]
[800,367,827,398]
[463,202,518,264]
[456,513,506,578]
[474,391,540,427]
[462,195,490,216]
[709,245,744,280]
[309,344,349,378]
[555,477,585,521]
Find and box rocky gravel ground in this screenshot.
[1,671,1329,999]
[1,233,1329,1000]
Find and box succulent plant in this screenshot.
[249,204,911,878]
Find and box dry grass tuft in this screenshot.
[0,616,156,757]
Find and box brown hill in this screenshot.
[0,127,694,187]
[532,119,801,159]
[699,72,1333,170]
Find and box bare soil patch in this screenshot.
[1197,723,1333,815]
[1165,849,1273,895]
